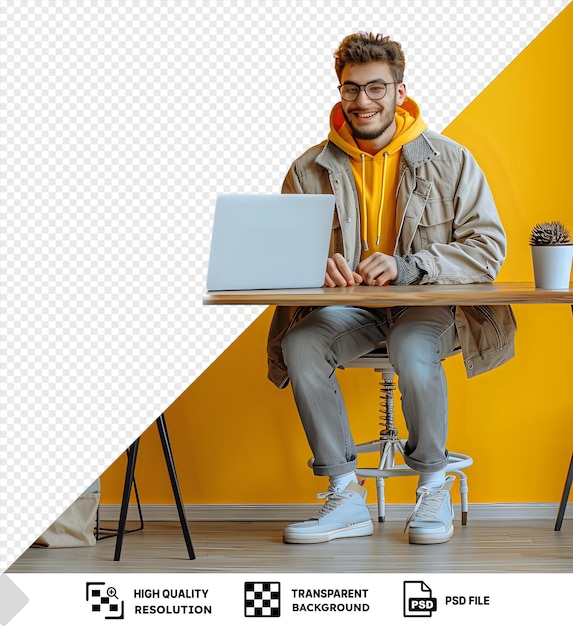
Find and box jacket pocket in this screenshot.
[455,304,517,377]
[470,305,508,351]
[418,200,455,248]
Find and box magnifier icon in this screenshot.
[107,587,118,599]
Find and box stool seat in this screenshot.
[344,343,472,523]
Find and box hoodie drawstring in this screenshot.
[376,152,389,247]
[360,151,389,252]
[360,153,368,251]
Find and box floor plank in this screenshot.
[7,518,573,574]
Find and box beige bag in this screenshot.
[33,480,100,548]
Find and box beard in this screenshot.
[342,96,397,142]
[345,115,395,141]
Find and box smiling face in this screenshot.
[340,61,406,153]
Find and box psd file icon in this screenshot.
[403,581,437,617]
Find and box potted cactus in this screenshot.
[529,220,573,289]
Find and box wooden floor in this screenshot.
[7,517,573,573]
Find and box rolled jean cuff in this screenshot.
[312,459,357,477]
[404,450,449,474]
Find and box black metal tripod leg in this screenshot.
[156,413,196,560]
[114,437,140,561]
[555,453,573,531]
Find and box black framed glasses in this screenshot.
[337,81,399,102]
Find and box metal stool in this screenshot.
[344,344,473,523]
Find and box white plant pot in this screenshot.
[531,244,573,289]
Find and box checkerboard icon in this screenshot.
[244,582,281,617]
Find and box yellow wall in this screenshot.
[101,5,573,507]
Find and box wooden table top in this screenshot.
[204,282,573,307]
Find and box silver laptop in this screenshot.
[206,194,335,291]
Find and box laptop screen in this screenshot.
[206,194,335,291]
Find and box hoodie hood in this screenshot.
[328,95,425,156]
[328,96,426,254]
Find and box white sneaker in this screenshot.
[283,482,373,544]
[405,475,455,545]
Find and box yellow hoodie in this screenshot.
[328,96,426,257]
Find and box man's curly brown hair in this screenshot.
[334,32,406,83]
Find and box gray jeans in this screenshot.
[281,305,458,476]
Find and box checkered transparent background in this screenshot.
[1,0,569,572]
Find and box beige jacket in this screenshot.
[267,131,517,388]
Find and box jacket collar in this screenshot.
[401,131,440,168]
[316,131,440,172]
[315,141,350,173]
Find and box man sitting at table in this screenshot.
[267,32,516,545]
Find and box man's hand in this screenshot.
[356,252,398,286]
[324,253,364,287]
